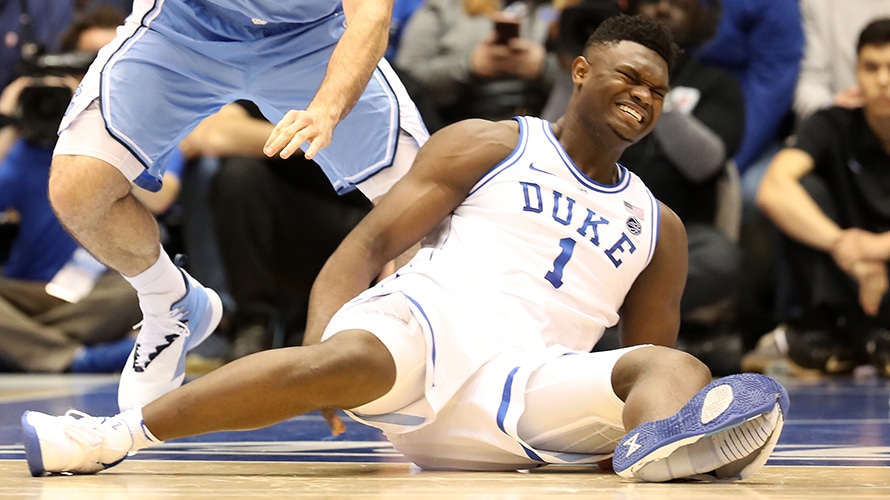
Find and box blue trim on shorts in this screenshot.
[98,1,164,190]
[497,366,545,463]
[404,294,435,368]
[333,66,402,192]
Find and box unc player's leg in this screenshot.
[50,7,236,410]
[51,102,225,413]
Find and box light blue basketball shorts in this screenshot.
[56,0,427,196]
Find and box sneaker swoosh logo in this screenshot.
[529,163,555,175]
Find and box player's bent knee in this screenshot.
[611,346,710,401]
[312,330,398,406]
[48,155,132,222]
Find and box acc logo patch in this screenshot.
[626,217,642,235]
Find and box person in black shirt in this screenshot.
[757,18,890,376]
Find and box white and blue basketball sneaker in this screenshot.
[22,410,132,477]
[118,269,223,411]
[612,373,789,482]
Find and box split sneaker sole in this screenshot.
[612,373,789,482]
[22,410,131,477]
[118,270,223,411]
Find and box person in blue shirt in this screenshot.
[697,0,804,208]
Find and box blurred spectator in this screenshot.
[386,0,426,62]
[395,0,560,124]
[0,6,146,374]
[0,0,74,90]
[697,0,803,208]
[540,0,619,121]
[756,18,890,377]
[793,0,890,121]
[695,0,804,359]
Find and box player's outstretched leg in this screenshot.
[612,373,789,482]
[118,267,223,411]
[22,410,142,477]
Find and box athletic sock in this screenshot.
[118,407,164,452]
[123,245,186,316]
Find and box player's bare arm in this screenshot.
[264,0,394,161]
[618,202,687,348]
[303,119,519,346]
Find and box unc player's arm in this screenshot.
[303,119,518,346]
[618,202,687,348]
[264,0,394,161]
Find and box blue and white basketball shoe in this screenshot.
[612,373,789,482]
[22,410,132,476]
[118,269,223,411]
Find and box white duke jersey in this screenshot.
[350,116,660,416]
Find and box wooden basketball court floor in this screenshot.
[0,373,887,499]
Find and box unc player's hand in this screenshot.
[322,408,346,436]
[264,106,336,161]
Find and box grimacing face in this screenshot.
[858,42,890,117]
[574,40,669,144]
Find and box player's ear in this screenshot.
[572,55,591,84]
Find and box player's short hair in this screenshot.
[857,18,890,55]
[584,14,679,71]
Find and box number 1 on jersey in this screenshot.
[545,237,576,288]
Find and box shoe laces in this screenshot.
[131,307,191,369]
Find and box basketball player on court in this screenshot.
[46,0,428,412]
[23,15,788,482]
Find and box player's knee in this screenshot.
[48,155,130,226]
[612,346,711,401]
[312,330,398,404]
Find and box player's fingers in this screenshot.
[861,289,881,317]
[322,409,346,436]
[264,110,302,156]
[303,133,331,160]
[280,128,314,159]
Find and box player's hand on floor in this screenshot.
[322,408,346,436]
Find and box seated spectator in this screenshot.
[395,0,560,124]
[793,0,890,122]
[0,6,144,373]
[756,18,890,377]
[696,0,804,354]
